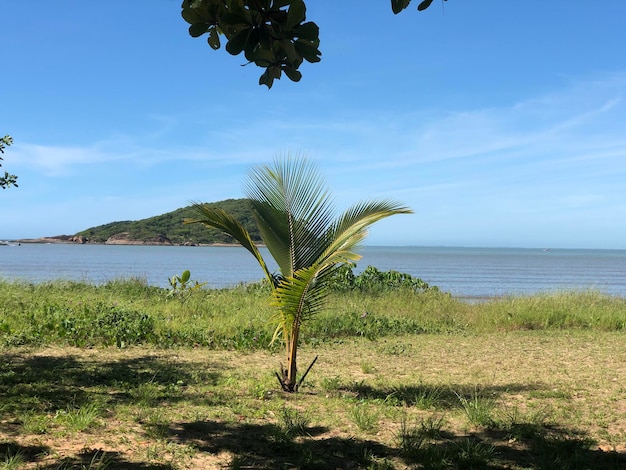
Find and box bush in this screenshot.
[4,301,154,348]
[328,264,437,294]
[96,306,155,347]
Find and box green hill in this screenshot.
[76,198,261,245]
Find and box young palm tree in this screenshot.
[186,156,412,391]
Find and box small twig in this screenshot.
[275,371,288,391]
[295,355,318,392]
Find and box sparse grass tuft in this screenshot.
[54,450,112,470]
[0,448,24,470]
[396,415,428,458]
[55,402,101,433]
[455,388,497,427]
[413,383,445,410]
[349,402,379,432]
[319,375,342,396]
[18,411,50,434]
[278,406,310,437]
[497,405,551,440]
[454,437,495,467]
[360,360,375,374]
[140,411,170,440]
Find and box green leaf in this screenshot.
[259,66,281,89]
[220,12,248,27]
[250,48,277,67]
[294,22,319,42]
[271,0,291,9]
[227,0,252,24]
[280,39,299,63]
[294,40,321,63]
[269,66,282,80]
[226,28,250,55]
[391,0,412,14]
[286,0,306,29]
[181,270,191,283]
[259,70,274,89]
[282,66,302,82]
[245,157,336,276]
[208,27,221,49]
[186,203,275,283]
[188,22,209,38]
[271,264,330,336]
[417,0,435,11]
[181,0,213,24]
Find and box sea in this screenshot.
[1,243,626,300]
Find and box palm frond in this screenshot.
[187,156,412,392]
[334,200,413,238]
[184,202,275,284]
[264,187,413,344]
[245,156,336,277]
[269,263,331,343]
[318,200,414,267]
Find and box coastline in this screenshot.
[9,236,258,247]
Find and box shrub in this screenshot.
[328,264,437,294]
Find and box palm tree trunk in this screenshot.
[284,326,299,392]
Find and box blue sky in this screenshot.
[2,1,626,248]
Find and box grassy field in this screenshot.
[1,280,625,469]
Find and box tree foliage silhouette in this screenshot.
[181,0,446,88]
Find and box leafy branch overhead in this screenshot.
[0,134,18,190]
[181,0,445,88]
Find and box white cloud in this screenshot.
[12,72,626,183]
[10,143,125,176]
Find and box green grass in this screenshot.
[1,280,624,351]
[278,406,311,438]
[0,448,24,470]
[55,402,102,433]
[0,279,625,468]
[1,333,625,469]
[455,387,497,427]
[349,402,380,432]
[0,279,276,349]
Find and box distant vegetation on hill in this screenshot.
[76,198,261,245]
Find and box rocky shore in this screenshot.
[11,233,247,247]
[13,233,193,246]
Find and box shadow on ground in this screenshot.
[2,353,624,469]
[0,351,225,415]
[0,442,175,469]
[165,416,625,469]
[171,419,391,469]
[340,381,545,409]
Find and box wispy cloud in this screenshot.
[10,143,126,176]
[12,72,626,183]
[9,72,626,232]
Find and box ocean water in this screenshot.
[1,243,625,299]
